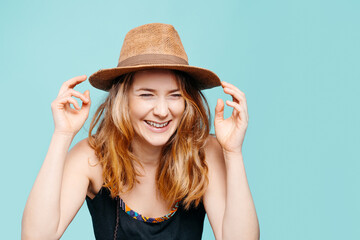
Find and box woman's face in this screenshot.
[128,69,185,148]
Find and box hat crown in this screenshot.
[89,22,221,91]
[118,23,188,65]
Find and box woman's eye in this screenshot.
[140,94,153,97]
[171,94,182,97]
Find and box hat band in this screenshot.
[117,54,189,67]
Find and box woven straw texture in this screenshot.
[119,23,188,64]
[89,23,221,91]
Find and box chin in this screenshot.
[144,135,173,147]
[134,123,178,148]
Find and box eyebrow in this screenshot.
[135,88,180,93]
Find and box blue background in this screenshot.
[1,0,359,239]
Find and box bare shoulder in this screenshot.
[67,137,99,169]
[53,138,102,238]
[67,137,103,196]
[69,138,99,164]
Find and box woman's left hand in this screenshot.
[214,81,249,154]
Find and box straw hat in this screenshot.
[88,23,221,91]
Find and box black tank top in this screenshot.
[85,186,206,240]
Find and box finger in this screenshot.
[58,75,87,96]
[214,98,225,122]
[223,87,245,104]
[226,100,241,115]
[83,90,91,105]
[221,82,246,103]
[66,106,79,115]
[63,89,90,104]
[222,86,248,114]
[221,81,245,98]
[223,87,248,115]
[80,90,91,110]
[58,96,81,110]
[226,100,248,122]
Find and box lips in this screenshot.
[145,120,171,128]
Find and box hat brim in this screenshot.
[88,64,221,91]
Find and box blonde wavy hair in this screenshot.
[87,70,211,210]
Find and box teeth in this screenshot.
[146,120,169,128]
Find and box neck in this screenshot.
[131,137,163,171]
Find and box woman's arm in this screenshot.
[204,81,259,240]
[22,133,72,238]
[21,133,89,239]
[222,151,259,240]
[22,75,92,239]
[204,136,259,240]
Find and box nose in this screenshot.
[153,98,169,118]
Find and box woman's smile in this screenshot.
[145,120,171,128]
[144,120,172,133]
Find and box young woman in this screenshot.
[22,23,259,240]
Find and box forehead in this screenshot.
[131,69,179,89]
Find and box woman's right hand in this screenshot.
[51,75,91,137]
